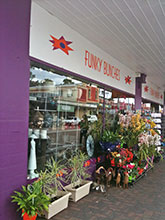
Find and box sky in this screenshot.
[31,67,81,85]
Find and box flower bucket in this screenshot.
[22,211,37,220]
[99,142,119,152]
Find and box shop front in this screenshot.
[1,1,164,220]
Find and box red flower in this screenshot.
[111,158,115,166]
[138,168,144,175]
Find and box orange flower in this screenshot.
[84,160,91,167]
[59,170,63,176]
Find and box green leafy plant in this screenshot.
[90,115,103,142]
[66,151,90,188]
[102,130,120,143]
[11,180,50,217]
[137,144,157,167]
[39,157,67,199]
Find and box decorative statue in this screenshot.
[30,111,44,129]
[116,171,121,188]
[95,166,106,192]
[123,171,129,189]
[106,167,113,188]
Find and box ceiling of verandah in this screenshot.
[34,0,165,91]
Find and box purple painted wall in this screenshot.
[163,91,165,115]
[135,77,142,111]
[0,0,31,219]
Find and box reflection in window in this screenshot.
[95,90,98,100]
[28,65,116,178]
[28,65,99,177]
[88,88,91,99]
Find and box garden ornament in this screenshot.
[123,172,129,189]
[116,172,121,188]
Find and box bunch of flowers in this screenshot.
[138,133,161,147]
[118,112,146,148]
[109,147,134,167]
[118,111,133,128]
[130,114,146,132]
[137,131,161,167]
[123,163,135,170]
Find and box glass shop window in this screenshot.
[28,65,102,178]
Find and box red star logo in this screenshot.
[125,76,132,85]
[50,35,73,55]
[160,94,163,99]
[144,86,149,92]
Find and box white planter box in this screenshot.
[65,180,92,202]
[44,191,71,219]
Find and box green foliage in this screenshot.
[105,113,120,133]
[129,162,139,181]
[39,157,67,198]
[102,130,120,143]
[67,151,90,188]
[119,127,140,147]
[137,144,158,167]
[11,180,50,217]
[63,78,74,85]
[90,116,103,142]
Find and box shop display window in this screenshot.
[27,63,125,178]
[28,64,103,176]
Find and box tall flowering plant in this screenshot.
[137,132,161,166]
[118,112,146,148]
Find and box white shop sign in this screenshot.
[30,3,163,105]
[30,3,135,95]
[142,80,164,105]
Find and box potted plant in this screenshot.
[65,151,92,202]
[39,157,71,219]
[137,133,162,167]
[11,180,50,220]
[100,130,120,152]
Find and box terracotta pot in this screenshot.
[22,211,37,220]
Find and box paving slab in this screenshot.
[39,160,165,220]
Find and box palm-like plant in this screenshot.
[67,151,90,188]
[39,157,67,199]
[11,180,50,218]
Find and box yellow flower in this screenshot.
[137,114,140,119]
[137,122,140,126]
[150,121,156,129]
[135,126,141,131]
[150,129,156,136]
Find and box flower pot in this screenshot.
[99,142,119,152]
[44,191,71,219]
[65,180,92,202]
[22,211,37,220]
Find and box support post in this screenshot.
[135,73,146,112]
[0,1,31,219]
